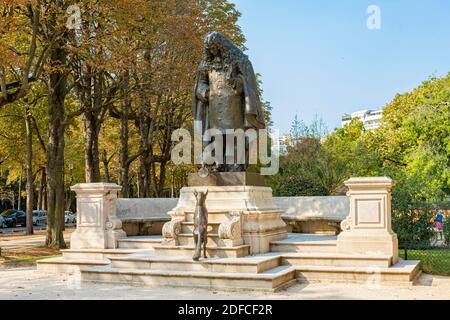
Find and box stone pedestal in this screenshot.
[188,172,265,187]
[162,186,287,255]
[337,177,399,265]
[70,183,126,250]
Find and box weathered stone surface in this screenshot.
[115,196,349,235]
[162,186,287,254]
[70,183,126,250]
[188,172,265,187]
[337,177,399,265]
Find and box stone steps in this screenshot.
[61,248,151,261]
[270,238,337,253]
[80,258,420,290]
[153,244,251,258]
[282,252,393,268]
[294,260,421,285]
[38,234,421,289]
[80,264,297,292]
[37,247,151,273]
[109,253,281,274]
[271,240,337,253]
[37,257,110,273]
[117,237,162,249]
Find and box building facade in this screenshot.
[342,109,383,130]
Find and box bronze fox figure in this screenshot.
[193,190,208,261]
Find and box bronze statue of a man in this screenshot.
[193,32,266,172]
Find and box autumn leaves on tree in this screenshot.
[0,0,248,248]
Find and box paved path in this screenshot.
[0,232,72,249]
[0,226,47,234]
[0,267,450,300]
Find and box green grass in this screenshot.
[399,249,450,276]
[2,254,62,264]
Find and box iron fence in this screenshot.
[400,242,450,276]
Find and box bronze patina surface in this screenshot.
[193,32,266,173]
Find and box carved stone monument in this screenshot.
[160,32,287,256]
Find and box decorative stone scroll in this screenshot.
[340,216,352,232]
[162,218,184,246]
[218,211,244,247]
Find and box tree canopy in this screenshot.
[272,74,450,209]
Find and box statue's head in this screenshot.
[202,32,244,68]
[204,32,223,58]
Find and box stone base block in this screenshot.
[163,186,288,255]
[243,231,287,254]
[337,232,399,265]
[70,229,107,250]
[188,172,265,187]
[71,228,126,250]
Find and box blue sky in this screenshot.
[230,0,450,134]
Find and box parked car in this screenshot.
[1,209,26,227]
[0,215,6,228]
[65,211,76,224]
[33,210,48,226]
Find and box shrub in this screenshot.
[268,175,329,197]
[392,210,435,247]
[444,216,450,246]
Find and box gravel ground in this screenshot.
[1,267,450,300]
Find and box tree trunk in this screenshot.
[138,151,151,198]
[136,115,151,198]
[18,175,22,211]
[25,109,34,235]
[118,73,130,197]
[78,70,106,184]
[150,158,158,197]
[158,161,167,197]
[102,149,110,183]
[38,167,47,210]
[82,112,101,183]
[45,42,67,249]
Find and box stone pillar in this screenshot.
[70,183,126,249]
[337,177,399,265]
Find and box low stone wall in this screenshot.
[116,196,349,236]
[275,197,349,234]
[116,199,174,236]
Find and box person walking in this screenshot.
[435,208,444,241]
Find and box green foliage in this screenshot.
[392,210,435,246]
[270,174,329,197]
[399,248,450,276]
[267,124,339,196]
[444,216,450,246]
[375,75,450,204]
[271,116,382,197]
[255,74,273,129]
[275,75,450,206]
